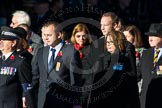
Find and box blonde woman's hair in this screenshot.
[71,23,92,45]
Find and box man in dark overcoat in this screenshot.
[139,23,162,108]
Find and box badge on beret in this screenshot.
[56,62,61,71]
[156,66,162,75]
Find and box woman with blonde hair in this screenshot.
[69,23,93,107]
[71,23,92,45]
[71,23,93,59]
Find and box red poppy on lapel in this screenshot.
[58,51,62,57]
[28,46,33,53]
[135,51,140,58]
[80,53,84,59]
[10,55,15,60]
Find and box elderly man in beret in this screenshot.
[139,23,162,108]
[0,26,32,108]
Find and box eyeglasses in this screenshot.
[106,41,114,45]
[75,35,87,38]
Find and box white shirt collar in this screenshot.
[3,52,13,60]
[48,42,63,62]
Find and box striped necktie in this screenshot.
[153,48,160,67]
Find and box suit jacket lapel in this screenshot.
[156,53,162,66]
[0,55,3,65]
[107,53,119,79]
[52,55,60,70]
[149,49,154,70]
[142,48,155,73]
[43,46,50,72]
[3,51,17,66]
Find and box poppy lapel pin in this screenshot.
[10,55,15,60]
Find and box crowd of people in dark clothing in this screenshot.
[0,0,162,40]
[0,0,162,108]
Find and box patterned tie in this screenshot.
[153,48,160,67]
[48,48,56,72]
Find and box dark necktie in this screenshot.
[0,56,5,64]
[2,56,5,61]
[48,48,56,72]
[153,48,160,67]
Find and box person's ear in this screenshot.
[57,32,62,39]
[12,40,17,47]
[113,23,118,29]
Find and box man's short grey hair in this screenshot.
[12,10,31,26]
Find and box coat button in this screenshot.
[151,71,154,74]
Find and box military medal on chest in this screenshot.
[56,62,61,71]
[156,66,162,75]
